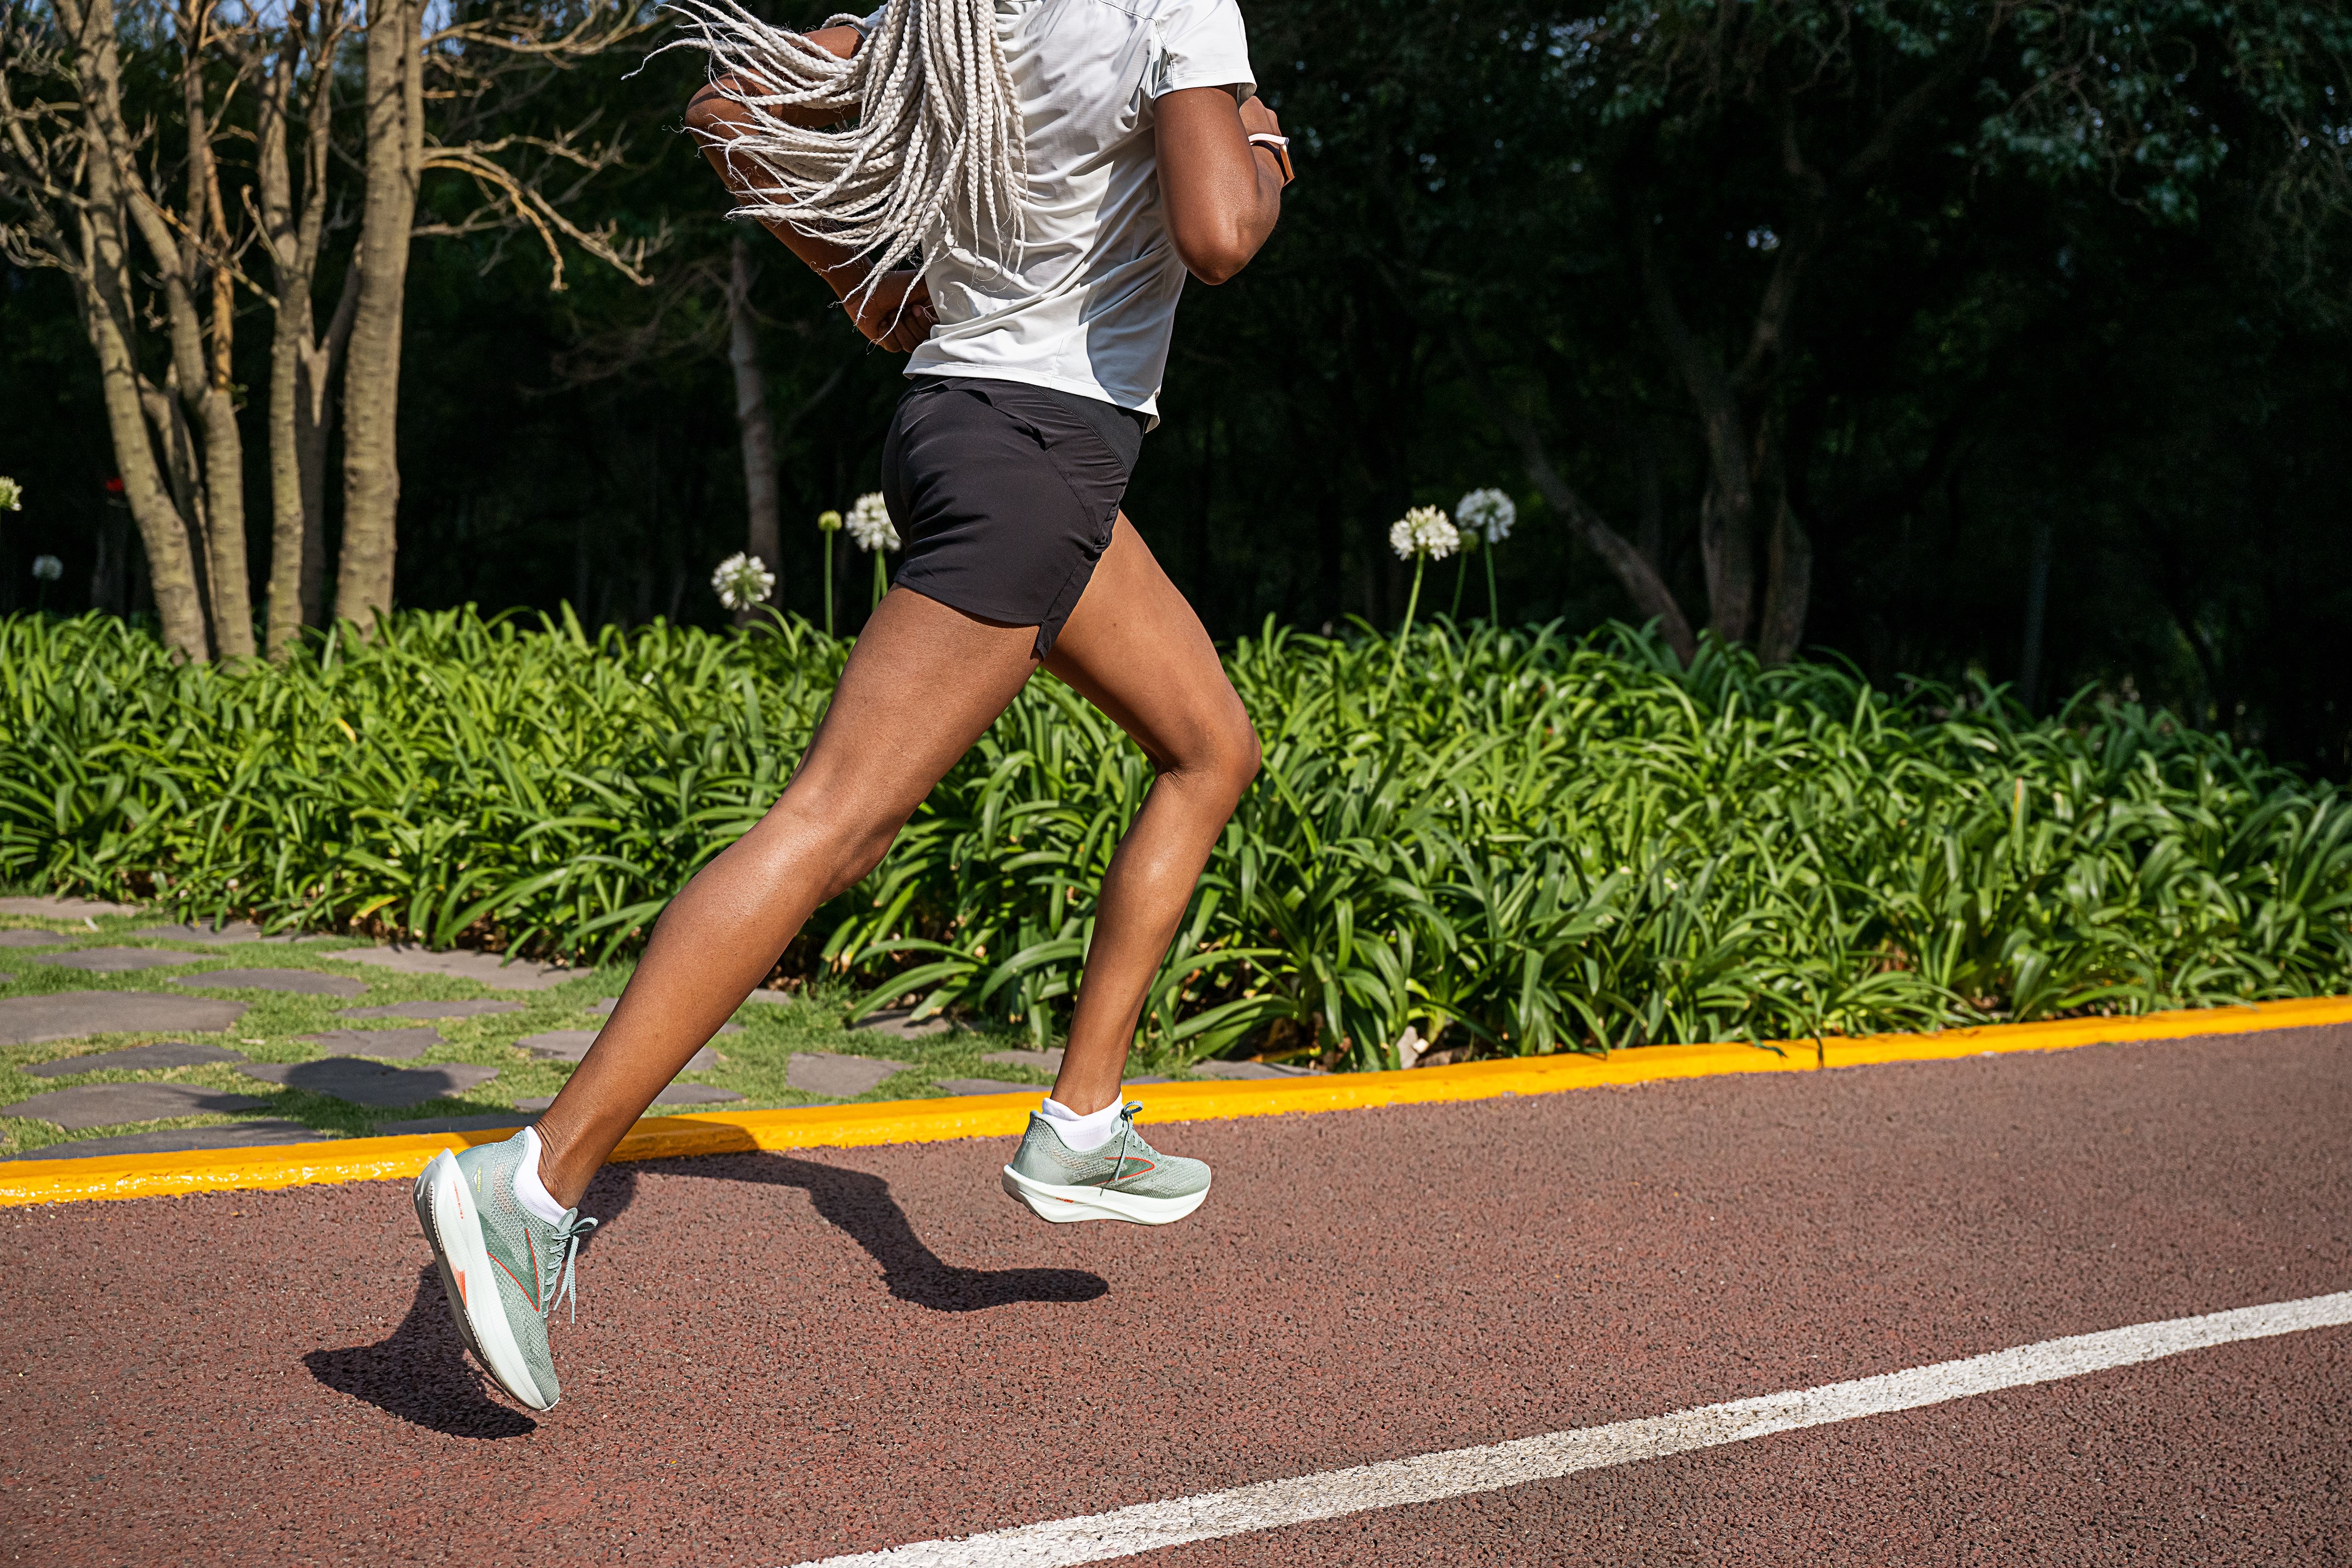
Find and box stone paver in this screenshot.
[1188,1059,1318,1079]
[649,1084,745,1106]
[23,1041,246,1078]
[518,1028,729,1067]
[512,1071,745,1111]
[235,1058,498,1107]
[0,930,69,947]
[0,1121,321,1159]
[610,993,801,1017]
[0,895,135,917]
[0,990,246,1045]
[339,998,524,1020]
[374,1113,531,1136]
[850,1005,956,1039]
[294,1027,441,1060]
[939,1076,1167,1097]
[934,1077,1040,1097]
[785,1052,911,1098]
[332,946,576,991]
[36,947,197,973]
[981,1047,1063,1071]
[0,1081,269,1128]
[170,968,367,997]
[132,921,268,943]
[516,1029,600,1059]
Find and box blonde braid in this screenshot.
[661,0,1027,302]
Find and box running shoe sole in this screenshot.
[1000,1162,1209,1225]
[413,1149,557,1410]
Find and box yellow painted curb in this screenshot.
[6,994,2350,1208]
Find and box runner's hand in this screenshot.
[1238,95,1283,141]
[850,271,937,353]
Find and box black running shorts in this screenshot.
[880,375,1148,660]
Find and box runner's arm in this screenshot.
[685,25,937,352]
[1155,89,1288,285]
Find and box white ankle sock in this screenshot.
[1040,1096,1122,1152]
[511,1126,569,1224]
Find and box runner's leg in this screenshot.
[1036,515,1261,1115]
[529,589,1038,1207]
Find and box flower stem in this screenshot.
[871,552,887,617]
[822,534,835,639]
[1448,550,1469,621]
[1483,547,1499,624]
[1383,555,1426,707]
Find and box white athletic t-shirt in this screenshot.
[857,0,1256,423]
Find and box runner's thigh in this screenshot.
[787,587,1040,824]
[1041,516,1256,776]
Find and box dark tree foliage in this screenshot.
[2,0,2347,769]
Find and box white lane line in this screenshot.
[787,1290,2352,1568]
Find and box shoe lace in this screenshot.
[1097,1101,1145,1189]
[541,1212,600,1323]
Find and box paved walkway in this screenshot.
[3,1023,2346,1563]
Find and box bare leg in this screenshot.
[530,590,1038,1206]
[1039,517,1261,1114]
[530,517,1254,1203]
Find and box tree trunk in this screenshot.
[726,235,782,619]
[299,273,358,627]
[1632,221,1758,644]
[51,0,211,660]
[337,0,423,633]
[1756,497,1813,665]
[174,0,255,660]
[2017,517,2053,713]
[74,229,212,662]
[1454,337,1696,663]
[258,4,357,658]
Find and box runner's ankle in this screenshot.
[512,1126,570,1223]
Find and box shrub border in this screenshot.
[6,994,2350,1208]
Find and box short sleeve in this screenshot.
[839,3,886,37]
[1148,0,1255,101]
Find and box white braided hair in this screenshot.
[665,0,1026,304]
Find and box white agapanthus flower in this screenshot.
[0,476,22,512]
[845,492,899,553]
[1387,504,1460,562]
[1456,487,1516,544]
[710,551,775,611]
[30,555,63,582]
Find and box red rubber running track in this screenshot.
[4,1023,2347,1564]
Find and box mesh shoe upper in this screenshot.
[1008,1104,1210,1201]
[451,1133,596,1404]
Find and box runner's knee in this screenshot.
[808,821,893,901]
[1171,708,1260,804]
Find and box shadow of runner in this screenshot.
[301,1163,636,1437]
[632,1150,1110,1312]
[302,1265,538,1440]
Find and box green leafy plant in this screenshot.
[5,609,2348,1074]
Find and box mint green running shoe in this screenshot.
[412,1131,598,1411]
[1001,1102,1211,1225]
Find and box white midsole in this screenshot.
[1000,1163,1209,1226]
[419,1150,553,1410]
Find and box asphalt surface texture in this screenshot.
[4,1024,2346,1566]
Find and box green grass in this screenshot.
[5,606,2350,1077]
[0,918,1073,1156]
